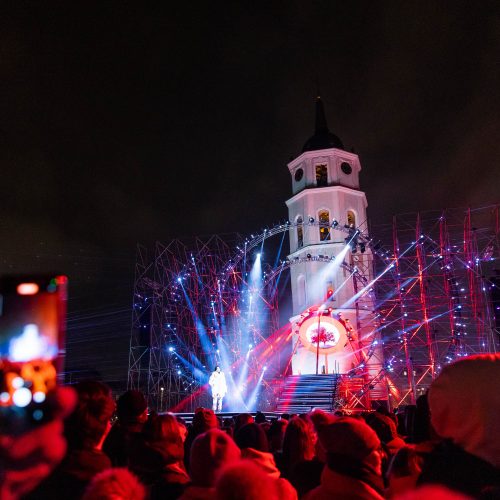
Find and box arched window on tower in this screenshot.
[297,216,304,249]
[318,210,331,241]
[347,210,356,227]
[315,164,328,187]
[297,275,306,306]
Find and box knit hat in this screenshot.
[235,423,269,452]
[428,353,500,468]
[318,417,381,461]
[190,429,241,487]
[216,460,297,500]
[83,468,146,500]
[116,390,147,420]
[395,484,470,500]
[364,412,405,453]
[192,407,219,432]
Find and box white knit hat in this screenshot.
[428,354,500,468]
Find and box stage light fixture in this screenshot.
[360,243,366,253]
[309,216,315,223]
[307,253,312,259]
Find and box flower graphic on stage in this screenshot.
[310,326,338,347]
[305,321,340,349]
[297,309,349,354]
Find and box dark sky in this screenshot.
[1,2,499,385]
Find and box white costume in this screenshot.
[208,367,227,412]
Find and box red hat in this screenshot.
[318,417,381,461]
[192,407,219,432]
[216,460,297,500]
[190,429,241,487]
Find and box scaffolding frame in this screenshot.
[128,234,280,412]
[128,206,499,412]
[374,205,499,408]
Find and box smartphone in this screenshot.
[0,274,67,434]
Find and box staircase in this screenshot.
[276,374,340,414]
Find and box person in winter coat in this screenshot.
[180,429,241,500]
[304,417,385,500]
[129,413,190,499]
[418,354,500,497]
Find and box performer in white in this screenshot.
[208,365,227,412]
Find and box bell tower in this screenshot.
[286,97,378,376]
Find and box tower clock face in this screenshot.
[294,168,304,182]
[341,162,352,175]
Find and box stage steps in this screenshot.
[275,374,340,414]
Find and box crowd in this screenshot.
[1,353,499,499]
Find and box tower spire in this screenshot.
[315,95,329,133]
[302,96,345,153]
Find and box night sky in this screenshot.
[1,3,499,386]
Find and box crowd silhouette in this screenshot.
[2,354,499,499]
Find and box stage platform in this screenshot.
[171,411,282,425]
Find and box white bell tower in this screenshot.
[286,97,379,377]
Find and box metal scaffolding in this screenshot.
[374,205,500,408]
[128,206,499,413]
[127,234,280,412]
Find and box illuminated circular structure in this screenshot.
[298,314,347,354]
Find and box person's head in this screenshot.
[390,484,471,500]
[267,419,288,453]
[428,353,500,468]
[143,413,185,461]
[364,412,405,455]
[144,413,181,441]
[116,390,148,424]
[215,365,221,373]
[255,411,267,424]
[282,416,316,468]
[318,416,383,476]
[216,460,297,500]
[234,413,253,432]
[176,416,188,442]
[192,407,219,434]
[190,429,241,487]
[386,446,422,498]
[309,409,334,430]
[82,468,145,500]
[235,423,269,452]
[65,380,115,450]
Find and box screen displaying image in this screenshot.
[0,284,60,361]
[0,276,66,410]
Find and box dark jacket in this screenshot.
[25,448,111,499]
[102,420,144,466]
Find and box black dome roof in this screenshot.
[302,97,344,153]
[302,130,344,152]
